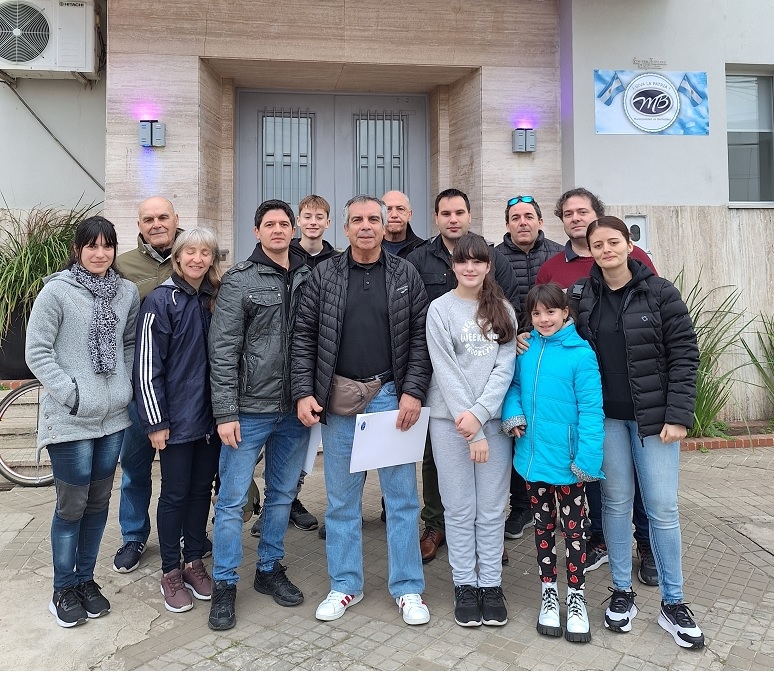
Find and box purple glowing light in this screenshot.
[132,102,161,121]
[510,108,540,130]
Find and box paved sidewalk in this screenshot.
[1,447,773,671]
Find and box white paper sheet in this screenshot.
[349,407,430,473]
[302,423,322,474]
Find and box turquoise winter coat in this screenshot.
[501,321,604,485]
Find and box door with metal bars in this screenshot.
[236,92,429,258]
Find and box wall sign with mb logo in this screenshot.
[594,70,708,135]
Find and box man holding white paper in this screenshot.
[292,194,432,626]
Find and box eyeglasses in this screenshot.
[507,195,535,207]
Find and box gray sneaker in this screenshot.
[504,508,534,539]
[289,498,319,531]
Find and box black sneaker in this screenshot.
[380,497,386,523]
[75,580,111,618]
[479,586,508,626]
[250,510,263,537]
[659,602,705,649]
[253,562,304,606]
[208,582,237,630]
[50,587,88,628]
[584,538,609,574]
[604,587,638,633]
[454,585,482,627]
[504,508,534,539]
[289,498,319,531]
[113,541,145,573]
[637,541,658,586]
[318,523,326,540]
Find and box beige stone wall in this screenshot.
[608,204,774,421]
[106,0,561,250]
[447,71,483,229]
[197,63,235,261]
[105,53,201,247]
[480,65,562,245]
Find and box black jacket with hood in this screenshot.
[573,259,699,437]
[290,238,336,269]
[406,234,521,314]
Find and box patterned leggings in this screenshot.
[528,481,588,589]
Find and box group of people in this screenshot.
[24,184,705,651]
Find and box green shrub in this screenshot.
[742,313,774,412]
[0,203,99,336]
[674,270,749,438]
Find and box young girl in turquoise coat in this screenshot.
[501,282,604,643]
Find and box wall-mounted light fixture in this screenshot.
[512,128,536,153]
[139,120,166,147]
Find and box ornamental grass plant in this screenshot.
[0,202,99,337]
[674,270,749,438]
[742,313,774,414]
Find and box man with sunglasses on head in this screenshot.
[495,195,562,544]
[534,187,658,587]
[407,188,520,564]
[496,195,562,330]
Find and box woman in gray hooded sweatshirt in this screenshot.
[26,216,139,628]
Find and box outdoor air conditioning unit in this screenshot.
[0,0,100,80]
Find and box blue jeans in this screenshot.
[600,418,685,604]
[587,477,650,544]
[212,412,309,584]
[118,400,156,544]
[321,381,425,598]
[49,430,124,590]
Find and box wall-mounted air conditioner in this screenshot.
[0,0,100,80]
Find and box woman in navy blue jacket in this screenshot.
[134,227,221,613]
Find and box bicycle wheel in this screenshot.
[0,379,54,487]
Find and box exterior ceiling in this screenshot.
[204,58,476,93]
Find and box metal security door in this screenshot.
[237,91,428,259]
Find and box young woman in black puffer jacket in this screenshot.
[573,216,704,651]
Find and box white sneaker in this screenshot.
[537,581,562,637]
[315,590,363,621]
[565,588,591,643]
[396,593,430,625]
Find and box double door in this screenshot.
[236,91,429,259]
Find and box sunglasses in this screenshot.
[507,195,535,207]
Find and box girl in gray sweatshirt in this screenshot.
[426,233,517,628]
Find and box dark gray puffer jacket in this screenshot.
[573,259,699,438]
[291,249,431,423]
[495,230,562,319]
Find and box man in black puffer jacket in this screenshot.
[495,195,562,330]
[292,194,432,626]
